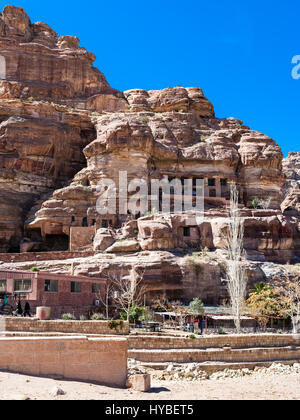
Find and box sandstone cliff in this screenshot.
[282,152,300,214]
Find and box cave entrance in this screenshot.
[44,234,69,251]
[7,244,20,253]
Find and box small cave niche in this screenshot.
[44,234,69,251]
[82,178,90,187]
[80,128,97,144]
[7,244,20,253]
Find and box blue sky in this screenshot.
[4,0,300,156]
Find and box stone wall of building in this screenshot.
[0,270,106,319]
[1,317,129,335]
[0,336,128,386]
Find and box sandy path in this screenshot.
[0,371,300,400]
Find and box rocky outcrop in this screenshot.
[282,152,300,214]
[282,152,300,260]
[0,99,96,251]
[29,109,286,259]
[0,5,125,109]
[124,87,214,116]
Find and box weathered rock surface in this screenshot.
[124,87,214,116]
[0,100,95,251]
[29,110,287,262]
[282,152,300,214]
[0,6,122,104]
[282,152,300,259]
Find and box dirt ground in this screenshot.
[0,371,299,400]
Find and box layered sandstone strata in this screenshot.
[282,152,300,214]
[28,109,287,260]
[0,97,97,251]
[0,5,125,110]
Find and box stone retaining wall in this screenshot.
[1,318,129,335]
[0,251,95,263]
[128,334,300,350]
[0,336,127,386]
[129,346,300,363]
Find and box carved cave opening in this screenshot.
[44,234,69,251]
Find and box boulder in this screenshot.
[93,229,115,251]
[106,240,141,254]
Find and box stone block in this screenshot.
[129,374,151,392]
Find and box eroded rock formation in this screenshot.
[282,152,300,214]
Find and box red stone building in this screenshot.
[0,270,106,318]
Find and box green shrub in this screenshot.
[218,328,227,335]
[189,334,196,339]
[62,313,76,321]
[91,313,105,321]
[80,315,87,321]
[108,320,124,332]
[30,266,39,272]
[121,305,147,323]
[252,198,259,209]
[189,298,205,315]
[139,309,154,323]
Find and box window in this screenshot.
[0,280,6,292]
[183,227,191,237]
[208,179,216,187]
[82,217,88,227]
[71,216,75,223]
[101,220,108,228]
[92,283,101,294]
[71,281,81,293]
[44,279,58,293]
[221,179,227,187]
[14,279,32,292]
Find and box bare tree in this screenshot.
[95,276,114,320]
[224,184,248,333]
[110,267,147,321]
[273,276,300,334]
[258,197,272,210]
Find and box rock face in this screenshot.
[282,152,300,214]
[0,99,96,251]
[124,87,214,116]
[28,108,288,261]
[282,152,300,259]
[0,5,298,300]
[0,5,123,106]
[0,5,122,251]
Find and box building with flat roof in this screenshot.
[0,270,106,318]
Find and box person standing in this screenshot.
[198,317,204,335]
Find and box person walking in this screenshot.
[17,299,23,316]
[23,301,31,317]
